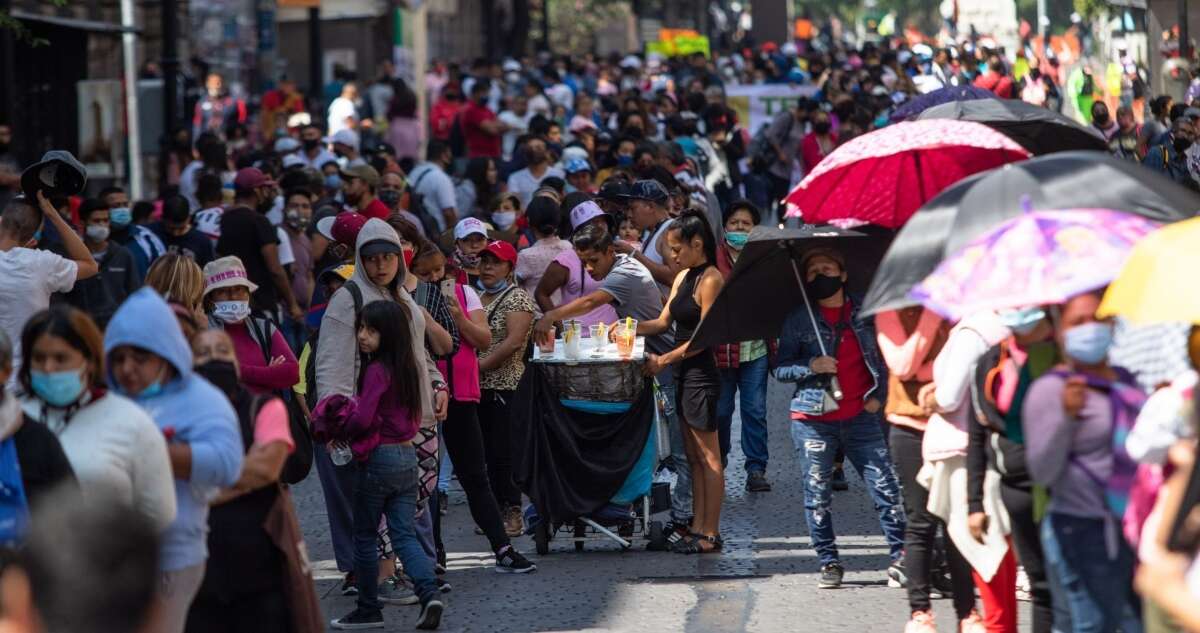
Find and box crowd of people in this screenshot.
[0,25,1199,633]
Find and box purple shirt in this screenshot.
[346,362,420,445]
[554,250,616,328]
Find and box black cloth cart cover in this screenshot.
[512,363,655,522]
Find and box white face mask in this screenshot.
[492,211,517,230]
[212,300,252,324]
[85,224,110,242]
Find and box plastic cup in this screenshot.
[538,326,556,356]
[615,320,637,359]
[589,324,607,351]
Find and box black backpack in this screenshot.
[406,167,444,239]
[302,280,364,414]
[243,314,316,485]
[448,111,467,158]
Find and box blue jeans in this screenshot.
[314,442,356,572]
[660,375,693,523]
[436,423,452,492]
[1040,513,1141,633]
[790,412,906,566]
[353,444,438,611]
[716,355,770,474]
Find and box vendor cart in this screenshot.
[512,335,670,554]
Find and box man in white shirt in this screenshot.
[498,95,533,161]
[506,136,564,208]
[297,124,338,171]
[0,192,99,385]
[326,82,360,135]
[407,141,459,233]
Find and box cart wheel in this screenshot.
[534,520,550,556]
[574,521,586,552]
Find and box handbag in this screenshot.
[263,485,324,633]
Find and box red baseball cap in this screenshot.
[233,167,275,193]
[316,211,370,246]
[482,240,517,266]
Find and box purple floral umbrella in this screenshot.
[910,209,1160,320]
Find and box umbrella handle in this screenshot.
[790,256,844,401]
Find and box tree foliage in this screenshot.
[0,0,70,46]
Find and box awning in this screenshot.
[10,9,140,34]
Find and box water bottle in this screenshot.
[329,441,353,466]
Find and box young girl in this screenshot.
[330,301,444,630]
[618,215,642,250]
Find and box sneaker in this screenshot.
[930,568,954,599]
[905,610,937,633]
[330,607,384,630]
[746,471,772,492]
[817,563,844,589]
[340,571,359,596]
[831,466,849,491]
[503,506,525,537]
[1015,566,1031,602]
[436,577,452,593]
[887,559,908,588]
[959,610,986,633]
[495,546,537,574]
[665,519,692,545]
[377,575,419,606]
[415,599,444,630]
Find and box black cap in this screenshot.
[596,180,632,201]
[628,179,670,204]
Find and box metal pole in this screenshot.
[1036,0,1046,53]
[413,3,428,159]
[308,6,321,107]
[161,0,180,195]
[120,0,143,199]
[1182,0,1191,61]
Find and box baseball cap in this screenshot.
[569,117,599,134]
[360,239,403,258]
[233,167,275,193]
[316,211,369,245]
[327,128,360,152]
[319,263,355,284]
[628,179,669,204]
[274,137,302,153]
[563,157,593,175]
[202,256,260,298]
[596,180,632,201]
[340,163,380,188]
[281,154,306,169]
[569,200,609,231]
[454,217,489,240]
[1184,107,1200,120]
[481,240,518,265]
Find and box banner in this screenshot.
[725,85,820,136]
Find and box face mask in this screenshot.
[85,224,110,242]
[476,278,511,295]
[1174,136,1193,153]
[806,273,844,301]
[1062,321,1114,365]
[616,154,634,167]
[303,138,320,151]
[998,307,1046,335]
[196,360,239,398]
[109,207,132,227]
[325,174,342,190]
[285,211,309,231]
[455,248,481,269]
[30,367,86,407]
[212,300,252,323]
[378,189,402,207]
[725,231,750,249]
[813,121,832,134]
[30,228,42,244]
[492,211,517,230]
[139,381,164,399]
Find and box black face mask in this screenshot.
[303,138,320,151]
[1093,114,1110,127]
[1174,136,1193,154]
[813,121,832,134]
[196,360,239,399]
[806,274,844,301]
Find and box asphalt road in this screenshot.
[293,377,1029,632]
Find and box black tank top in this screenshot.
[670,266,707,345]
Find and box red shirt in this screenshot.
[429,99,464,141]
[794,303,871,422]
[461,101,501,158]
[360,198,391,220]
[801,132,837,174]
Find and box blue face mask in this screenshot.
[724,231,750,249]
[1062,322,1113,365]
[476,278,511,295]
[138,381,164,399]
[109,207,132,227]
[325,174,342,190]
[616,155,634,167]
[30,228,42,244]
[30,368,86,407]
[998,307,1046,335]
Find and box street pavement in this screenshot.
[293,377,1030,632]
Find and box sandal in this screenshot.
[671,533,722,554]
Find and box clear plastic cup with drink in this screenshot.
[589,323,608,352]
[538,325,557,357]
[563,321,582,360]
[615,318,637,360]
[329,441,353,466]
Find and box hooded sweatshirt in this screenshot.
[104,287,243,572]
[315,218,442,428]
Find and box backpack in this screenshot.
[0,436,29,546]
[244,314,316,485]
[302,280,364,413]
[747,111,794,174]
[448,112,467,158]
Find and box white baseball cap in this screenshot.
[454,217,488,240]
[326,129,360,152]
[569,200,608,231]
[274,137,302,153]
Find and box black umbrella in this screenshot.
[691,225,892,348]
[917,98,1108,155]
[860,150,1200,316]
[889,84,998,123]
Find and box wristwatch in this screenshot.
[432,380,448,394]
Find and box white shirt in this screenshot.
[298,148,338,171]
[179,160,204,211]
[527,94,552,118]
[327,97,359,135]
[21,392,176,532]
[546,83,574,110]
[194,206,224,245]
[498,110,533,160]
[276,227,295,266]
[408,163,457,233]
[506,166,564,209]
[0,248,78,386]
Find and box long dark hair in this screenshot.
[356,301,421,414]
[464,158,497,211]
[669,209,717,267]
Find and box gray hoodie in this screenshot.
[315,218,441,427]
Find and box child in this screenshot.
[330,300,445,631]
[618,215,642,251]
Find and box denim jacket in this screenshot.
[772,294,888,414]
